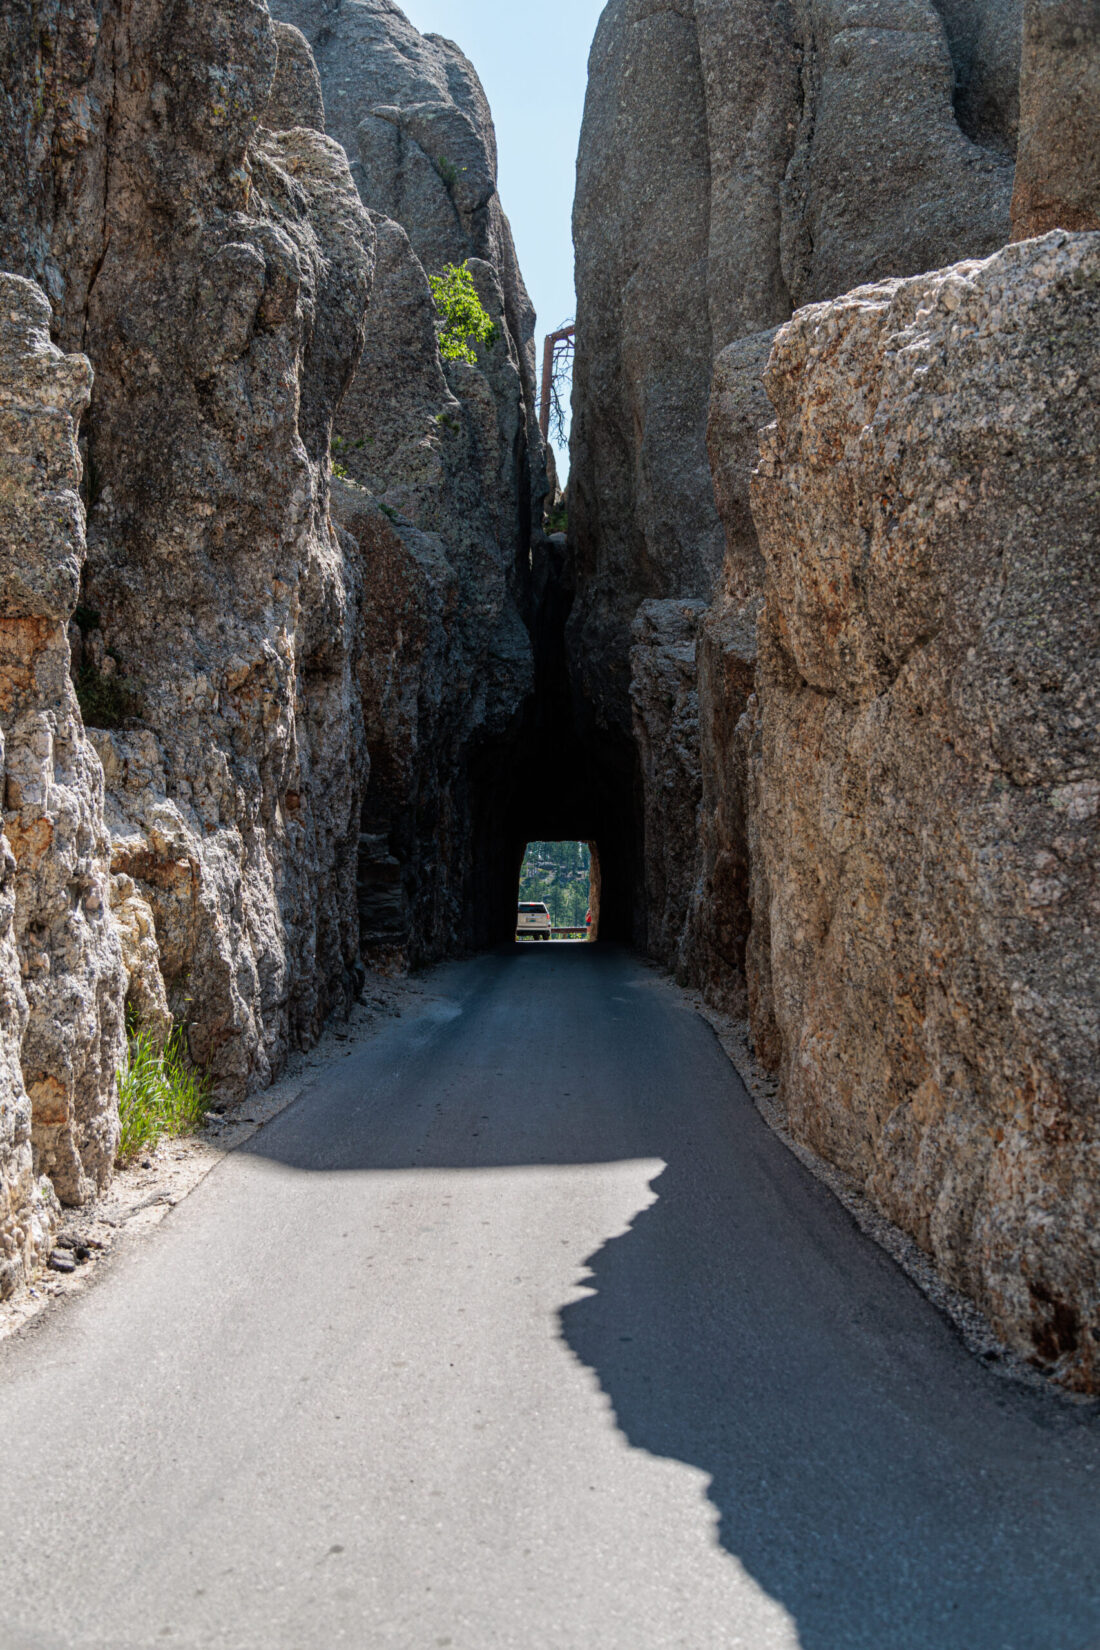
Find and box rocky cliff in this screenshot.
[0,0,543,1288]
[571,0,1099,1384]
[572,0,1020,965]
[750,232,1099,1389]
[268,0,545,965]
[0,275,115,1286]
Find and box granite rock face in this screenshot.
[269,0,544,965]
[629,599,707,977]
[571,0,1019,958]
[266,20,327,132]
[686,328,776,1011]
[79,108,375,1094]
[0,274,126,1214]
[0,0,544,1235]
[269,0,542,469]
[1011,0,1100,238]
[750,233,1099,1389]
[572,0,1099,1384]
[0,744,48,1298]
[0,5,376,1132]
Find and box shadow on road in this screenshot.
[244,943,1100,1650]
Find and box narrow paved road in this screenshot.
[1,946,1098,1650]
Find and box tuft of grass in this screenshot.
[116,1025,211,1166]
[435,155,460,190]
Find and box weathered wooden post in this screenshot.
[539,324,575,443]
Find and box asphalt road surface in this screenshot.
[1,945,1098,1650]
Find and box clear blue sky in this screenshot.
[400,0,607,468]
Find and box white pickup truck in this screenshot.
[516,902,552,941]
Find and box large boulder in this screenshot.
[749,232,1100,1390]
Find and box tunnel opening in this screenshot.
[515,841,599,942]
[465,533,644,954]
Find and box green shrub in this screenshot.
[428,262,498,366]
[435,155,461,190]
[75,663,141,729]
[545,500,568,535]
[116,1024,211,1165]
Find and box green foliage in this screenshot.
[332,460,351,480]
[436,155,461,190]
[518,841,591,928]
[75,663,140,730]
[116,1023,211,1166]
[379,502,398,521]
[545,500,568,535]
[73,604,101,635]
[429,262,498,366]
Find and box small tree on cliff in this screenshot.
[429,262,497,365]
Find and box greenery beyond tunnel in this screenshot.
[518,842,592,928]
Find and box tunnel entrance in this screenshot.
[515,841,599,942]
[466,535,644,955]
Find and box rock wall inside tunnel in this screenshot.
[569,0,1099,1385]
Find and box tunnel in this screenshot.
[466,535,645,953]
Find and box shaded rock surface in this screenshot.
[269,0,547,964]
[1011,0,1100,237]
[571,0,1019,962]
[749,232,1099,1389]
[629,600,706,977]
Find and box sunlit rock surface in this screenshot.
[0,273,126,1214]
[750,232,1100,1389]
[0,4,375,1124]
